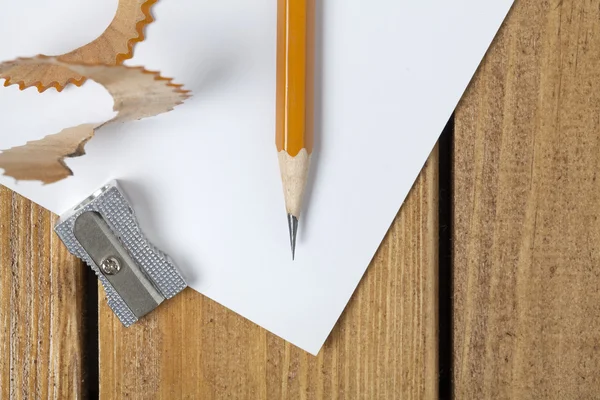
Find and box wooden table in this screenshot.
[2,0,600,398]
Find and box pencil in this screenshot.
[276,0,315,260]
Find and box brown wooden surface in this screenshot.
[98,150,439,400]
[453,0,600,398]
[0,186,87,399]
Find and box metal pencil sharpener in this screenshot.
[54,180,187,326]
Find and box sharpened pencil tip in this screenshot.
[287,214,299,260]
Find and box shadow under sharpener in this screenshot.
[54,180,187,326]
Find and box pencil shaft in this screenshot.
[276,0,315,157]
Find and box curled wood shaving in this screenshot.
[0,124,96,184]
[0,0,157,92]
[0,56,190,183]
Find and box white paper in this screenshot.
[0,0,513,354]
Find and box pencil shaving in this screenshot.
[0,56,191,183]
[0,124,96,184]
[0,0,157,92]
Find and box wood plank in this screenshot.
[0,186,87,399]
[453,0,600,398]
[99,149,439,399]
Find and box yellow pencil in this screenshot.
[276,0,315,259]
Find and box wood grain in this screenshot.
[99,149,439,400]
[0,186,87,399]
[453,0,600,398]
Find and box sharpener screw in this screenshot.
[101,256,121,275]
